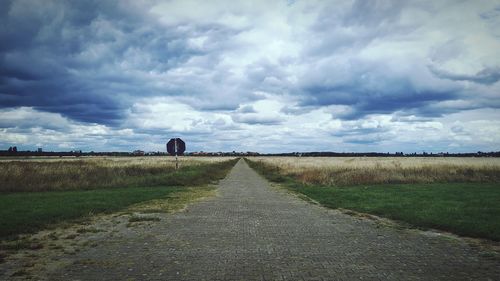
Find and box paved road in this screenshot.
[51,159,499,280]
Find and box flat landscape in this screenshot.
[1,156,500,280]
[2,1,500,280]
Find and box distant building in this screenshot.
[38,148,43,153]
[133,150,145,156]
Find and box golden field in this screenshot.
[0,156,235,192]
[247,157,500,186]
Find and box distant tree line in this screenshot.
[261,151,500,157]
[0,149,132,157]
[1,148,499,157]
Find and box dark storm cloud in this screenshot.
[0,0,246,126]
[0,1,142,124]
[299,68,458,120]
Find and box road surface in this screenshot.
[45,159,500,280]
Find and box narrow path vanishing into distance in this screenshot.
[47,159,499,280]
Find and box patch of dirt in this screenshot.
[0,186,217,280]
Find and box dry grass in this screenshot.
[0,156,234,192]
[127,186,216,214]
[247,157,500,186]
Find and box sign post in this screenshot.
[166,138,186,170]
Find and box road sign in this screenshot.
[167,138,186,156]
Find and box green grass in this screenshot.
[0,186,182,238]
[246,158,500,241]
[0,158,238,238]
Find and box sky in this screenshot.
[1,0,500,153]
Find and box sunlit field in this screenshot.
[248,157,500,186]
[0,156,234,192]
[246,157,500,240]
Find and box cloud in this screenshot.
[231,114,283,125]
[1,0,500,152]
[0,0,256,125]
[429,65,500,85]
[237,105,257,113]
[297,59,459,119]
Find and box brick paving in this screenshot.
[50,159,499,280]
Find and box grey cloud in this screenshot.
[237,105,257,113]
[390,115,434,123]
[329,124,392,145]
[429,65,500,85]
[231,114,284,125]
[343,0,405,27]
[480,5,500,20]
[280,105,314,115]
[330,126,390,137]
[307,0,416,57]
[0,0,250,126]
[298,60,459,119]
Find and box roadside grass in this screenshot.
[247,156,500,186]
[0,158,237,238]
[246,158,500,241]
[128,216,161,223]
[0,186,182,238]
[127,186,216,214]
[0,157,236,192]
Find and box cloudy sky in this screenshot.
[1,0,500,153]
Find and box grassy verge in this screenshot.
[0,157,237,192]
[0,158,238,238]
[246,158,500,241]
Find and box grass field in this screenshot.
[248,156,500,186]
[0,156,233,192]
[0,157,238,238]
[246,157,500,241]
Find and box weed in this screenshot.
[0,238,40,251]
[11,269,28,276]
[128,216,161,223]
[64,233,79,240]
[76,227,102,234]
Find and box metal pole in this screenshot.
[175,138,179,170]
